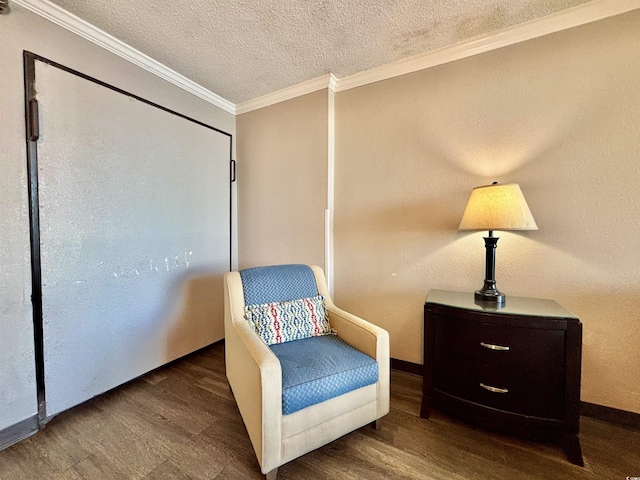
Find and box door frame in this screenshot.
[23,50,234,423]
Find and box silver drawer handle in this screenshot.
[480,342,510,351]
[479,383,509,394]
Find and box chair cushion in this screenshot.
[240,264,318,306]
[270,335,379,415]
[245,295,333,346]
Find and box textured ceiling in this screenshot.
[49,0,592,104]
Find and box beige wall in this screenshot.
[0,5,235,432]
[237,90,328,269]
[334,11,640,413]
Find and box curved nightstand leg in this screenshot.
[560,434,584,466]
[420,396,432,419]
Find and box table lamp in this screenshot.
[458,182,537,305]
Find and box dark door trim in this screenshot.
[23,50,234,423]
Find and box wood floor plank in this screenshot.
[50,467,84,480]
[500,442,598,480]
[2,342,639,480]
[0,441,57,479]
[0,403,94,479]
[65,452,133,480]
[376,408,509,467]
[389,370,423,416]
[53,401,166,479]
[324,431,460,480]
[118,378,218,436]
[143,460,196,480]
[200,414,262,470]
[212,459,265,480]
[142,369,169,386]
[27,420,93,470]
[93,387,232,480]
[579,417,640,479]
[153,372,235,416]
[281,440,395,480]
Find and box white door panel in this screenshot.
[35,61,230,417]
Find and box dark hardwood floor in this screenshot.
[1,342,638,479]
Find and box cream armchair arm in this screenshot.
[224,272,283,474]
[310,266,390,419]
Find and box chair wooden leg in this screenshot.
[265,467,278,480]
[372,419,381,430]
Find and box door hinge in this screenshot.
[28,98,39,141]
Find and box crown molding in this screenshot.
[14,0,640,115]
[236,0,640,111]
[236,74,337,115]
[335,0,640,92]
[12,0,236,114]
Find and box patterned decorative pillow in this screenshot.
[245,295,334,345]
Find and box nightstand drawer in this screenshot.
[434,356,565,419]
[434,315,565,373]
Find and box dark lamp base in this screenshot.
[474,289,505,305]
[475,232,505,307]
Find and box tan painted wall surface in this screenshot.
[237,91,328,269]
[334,11,640,413]
[0,5,235,431]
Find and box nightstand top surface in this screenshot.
[426,289,579,319]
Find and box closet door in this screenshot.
[30,57,231,418]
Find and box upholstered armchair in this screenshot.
[224,264,390,479]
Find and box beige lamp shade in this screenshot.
[458,183,538,231]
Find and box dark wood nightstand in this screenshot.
[420,289,583,466]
